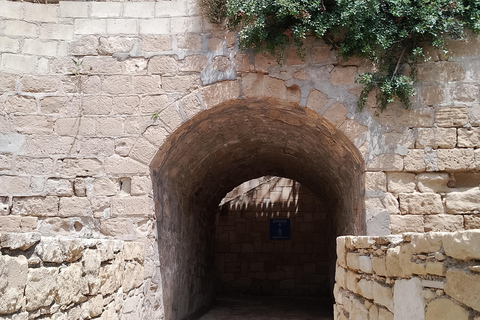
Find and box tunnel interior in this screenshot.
[150,99,365,320]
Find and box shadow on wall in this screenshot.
[215,176,334,298]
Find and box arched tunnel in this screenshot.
[150,99,365,320]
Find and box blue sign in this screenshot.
[270,219,290,240]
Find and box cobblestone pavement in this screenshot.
[197,295,334,320]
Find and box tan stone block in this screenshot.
[399,193,443,214]
[156,103,182,131]
[425,298,469,320]
[55,117,96,136]
[181,55,208,73]
[0,255,28,314]
[395,107,435,127]
[111,96,139,115]
[438,149,475,171]
[387,173,416,194]
[140,95,167,114]
[322,102,347,127]
[365,172,387,192]
[422,86,444,105]
[46,178,73,197]
[131,176,151,196]
[13,115,54,134]
[0,72,17,93]
[416,128,456,149]
[444,230,480,260]
[40,96,79,115]
[426,262,445,276]
[445,269,480,312]
[55,263,84,306]
[306,89,328,111]
[254,53,276,73]
[367,154,404,171]
[235,53,251,73]
[95,117,124,136]
[201,80,240,109]
[262,76,287,100]
[345,270,360,293]
[465,215,480,229]
[111,196,150,217]
[133,75,162,94]
[129,137,158,164]
[390,215,424,233]
[179,92,202,119]
[59,197,93,217]
[75,137,115,157]
[417,61,464,82]
[373,281,393,312]
[378,308,394,320]
[452,83,479,102]
[436,106,469,127]
[57,158,103,176]
[141,35,172,51]
[312,46,330,63]
[105,156,149,176]
[335,265,347,289]
[100,218,135,237]
[123,261,144,292]
[458,128,480,147]
[102,75,132,95]
[386,244,413,277]
[5,95,37,113]
[20,76,59,93]
[69,36,98,55]
[176,33,202,51]
[0,176,30,195]
[424,214,464,232]
[82,96,113,115]
[331,67,356,86]
[372,256,386,276]
[336,236,347,268]
[162,74,198,92]
[25,267,58,311]
[90,177,118,197]
[417,173,450,193]
[346,252,361,271]
[338,119,368,143]
[148,55,178,75]
[404,149,426,172]
[98,36,135,55]
[14,157,53,175]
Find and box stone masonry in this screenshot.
[216,177,331,297]
[335,230,480,320]
[0,0,480,318]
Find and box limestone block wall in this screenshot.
[334,231,480,320]
[215,177,331,296]
[0,0,480,318]
[0,232,146,319]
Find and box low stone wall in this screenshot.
[0,232,146,319]
[216,177,331,296]
[334,230,480,320]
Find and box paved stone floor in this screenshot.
[197,295,334,320]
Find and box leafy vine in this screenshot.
[201,0,480,110]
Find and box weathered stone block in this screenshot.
[458,128,480,147]
[55,263,84,306]
[0,176,30,195]
[367,154,404,171]
[445,268,480,312]
[390,215,424,234]
[12,196,59,217]
[0,255,28,314]
[148,56,178,75]
[444,230,480,260]
[404,149,426,172]
[373,281,393,312]
[25,267,58,311]
[417,173,450,193]
[0,232,40,250]
[111,196,150,217]
[435,107,469,127]
[416,128,457,149]
[393,278,424,320]
[399,193,443,214]
[123,261,144,292]
[437,149,475,171]
[306,89,328,112]
[417,61,464,82]
[446,188,480,214]
[331,67,356,86]
[387,172,416,194]
[425,298,469,320]
[424,214,464,232]
[59,197,93,217]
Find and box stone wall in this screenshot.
[334,230,480,320]
[215,177,331,296]
[0,232,147,319]
[1,0,480,318]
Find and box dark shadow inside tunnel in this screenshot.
[150,99,365,320]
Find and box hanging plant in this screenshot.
[201,0,480,110]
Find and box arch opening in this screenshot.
[151,99,365,320]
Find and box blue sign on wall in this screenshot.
[270,219,290,240]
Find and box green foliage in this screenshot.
[202,0,480,110]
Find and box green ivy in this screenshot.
[203,0,480,110]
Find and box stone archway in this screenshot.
[150,98,365,320]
